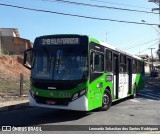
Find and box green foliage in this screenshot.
[0,80,30,96]
[0,49,9,55]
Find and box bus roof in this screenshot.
[89,37,142,60]
[34,34,141,60]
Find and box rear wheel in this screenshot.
[100,89,112,111]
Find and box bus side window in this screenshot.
[94,52,104,72]
[132,59,137,73]
[142,61,145,74]
[137,60,143,74]
[106,50,112,72]
[90,51,94,72]
[120,54,127,73]
[137,61,140,73]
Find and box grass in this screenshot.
[0,80,30,96]
[0,48,9,55]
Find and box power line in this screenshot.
[0,3,159,26]
[137,42,157,54]
[42,0,158,15]
[125,38,159,50]
[89,0,151,10]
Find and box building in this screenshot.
[136,54,152,73]
[0,28,32,55]
[153,61,160,68]
[136,54,160,73]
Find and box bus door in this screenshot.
[119,55,128,98]
[113,54,119,99]
[127,58,132,95]
[90,50,104,108]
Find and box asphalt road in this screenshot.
[0,84,160,133]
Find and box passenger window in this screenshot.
[94,52,104,72]
[133,59,137,73]
[120,54,127,73]
[106,50,112,72]
[90,51,94,72]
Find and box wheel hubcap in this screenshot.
[103,93,109,105]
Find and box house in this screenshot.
[0,28,32,55]
[136,54,152,73]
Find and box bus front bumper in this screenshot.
[29,93,89,111]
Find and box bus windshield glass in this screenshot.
[32,46,88,81]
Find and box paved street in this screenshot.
[0,84,160,134]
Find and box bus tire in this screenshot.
[100,89,112,111]
[131,84,137,99]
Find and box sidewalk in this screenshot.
[0,96,29,112]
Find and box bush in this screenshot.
[0,49,9,55]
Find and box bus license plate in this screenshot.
[46,100,56,105]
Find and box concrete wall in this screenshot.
[1,36,26,55]
[14,43,26,55]
[1,36,14,54]
[0,28,13,37]
[145,65,150,73]
[0,28,26,55]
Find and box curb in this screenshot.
[0,102,29,112]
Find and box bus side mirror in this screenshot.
[23,48,33,70]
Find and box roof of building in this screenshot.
[136,54,148,59]
[13,28,20,37]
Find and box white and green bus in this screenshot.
[24,34,145,111]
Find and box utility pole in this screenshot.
[148,48,155,70]
[149,0,160,17]
[149,0,160,61]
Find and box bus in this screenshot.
[23,34,145,111]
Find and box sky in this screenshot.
[0,0,159,57]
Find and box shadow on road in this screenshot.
[0,83,159,126]
[0,108,92,126]
[136,84,160,101]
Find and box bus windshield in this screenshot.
[32,46,88,81]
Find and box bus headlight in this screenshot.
[72,89,87,101]
[72,93,79,101]
[80,89,86,96]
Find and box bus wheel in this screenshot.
[100,89,112,111]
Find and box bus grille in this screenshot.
[34,95,71,106]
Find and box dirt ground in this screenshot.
[0,55,30,102]
[0,55,30,81]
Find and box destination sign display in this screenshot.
[41,38,79,45]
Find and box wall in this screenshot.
[1,36,14,54]
[0,29,27,55]
[0,28,13,36]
